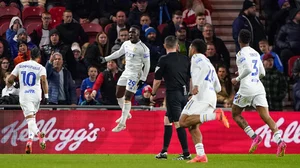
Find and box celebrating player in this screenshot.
[231,29,286,157]
[6,47,48,154]
[100,25,150,132]
[179,39,229,163]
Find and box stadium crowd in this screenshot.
[0,0,300,111]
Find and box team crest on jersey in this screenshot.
[133,47,137,52]
[239,57,246,63]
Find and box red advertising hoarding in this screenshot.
[0,110,299,154]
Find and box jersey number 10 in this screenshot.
[21,71,36,86]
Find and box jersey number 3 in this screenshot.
[21,71,36,86]
[251,60,258,76]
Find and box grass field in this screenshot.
[0,154,299,168]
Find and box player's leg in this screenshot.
[232,94,261,153]
[254,95,286,157]
[187,124,208,163]
[115,77,132,123]
[155,115,172,159]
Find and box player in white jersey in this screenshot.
[179,39,229,163]
[6,47,48,154]
[98,25,150,132]
[231,29,286,157]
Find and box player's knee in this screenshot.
[179,120,187,128]
[124,91,133,101]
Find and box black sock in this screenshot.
[161,125,172,153]
[176,127,189,155]
[251,134,257,139]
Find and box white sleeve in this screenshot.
[40,66,47,77]
[258,59,265,78]
[140,47,150,81]
[214,71,221,93]
[105,42,126,61]
[236,54,252,81]
[11,64,19,77]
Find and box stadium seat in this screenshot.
[146,72,155,85]
[157,23,167,34]
[22,6,45,27]
[288,56,300,77]
[82,23,103,44]
[104,23,112,34]
[26,22,41,35]
[0,6,21,26]
[49,7,65,27]
[0,22,10,38]
[154,87,166,107]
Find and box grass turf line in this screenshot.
[0,154,299,168]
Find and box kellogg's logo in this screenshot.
[1,117,101,151]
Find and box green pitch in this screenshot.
[0,154,299,168]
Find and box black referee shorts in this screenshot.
[165,90,188,122]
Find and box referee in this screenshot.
[151,35,191,160]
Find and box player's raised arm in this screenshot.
[140,48,150,81]
[103,41,126,62]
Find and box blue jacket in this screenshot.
[9,36,36,59]
[78,78,100,104]
[260,51,284,73]
[45,62,77,104]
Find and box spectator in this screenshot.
[0,0,20,8]
[128,0,158,27]
[205,42,223,68]
[135,85,153,105]
[139,13,161,42]
[111,28,129,71]
[78,65,99,105]
[20,0,45,8]
[6,16,23,43]
[216,65,234,108]
[189,12,206,41]
[85,32,111,72]
[175,24,190,56]
[182,0,206,28]
[9,28,36,59]
[80,88,101,105]
[261,53,287,111]
[203,23,230,68]
[162,10,184,42]
[267,0,291,46]
[232,0,266,53]
[143,25,165,72]
[65,0,101,24]
[45,0,65,11]
[0,57,10,91]
[56,10,89,46]
[180,0,212,14]
[71,42,88,88]
[45,52,77,105]
[14,40,31,66]
[107,11,130,48]
[292,57,300,110]
[30,11,54,48]
[0,38,11,59]
[259,39,283,73]
[91,60,123,106]
[276,8,300,74]
[40,29,75,78]
[290,0,300,8]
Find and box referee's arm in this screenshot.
[151,58,165,96]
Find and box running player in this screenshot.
[231,29,286,157]
[101,25,150,132]
[6,47,48,154]
[179,39,229,163]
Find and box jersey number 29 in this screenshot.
[21,71,36,86]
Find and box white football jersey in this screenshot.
[105,40,150,81]
[236,46,265,96]
[11,60,46,102]
[190,54,221,107]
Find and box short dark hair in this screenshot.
[63,10,72,14]
[239,29,251,44]
[30,47,41,60]
[131,25,140,31]
[119,28,128,33]
[164,35,178,49]
[190,39,207,54]
[196,12,205,17]
[172,10,182,18]
[88,65,98,72]
[140,13,150,19]
[259,39,269,45]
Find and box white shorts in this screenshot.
[233,93,268,108]
[181,99,215,116]
[20,101,40,117]
[117,75,140,93]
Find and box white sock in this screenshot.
[117,97,125,109]
[26,118,40,136]
[199,113,216,123]
[244,126,255,138]
[273,131,282,144]
[28,130,34,140]
[120,102,131,125]
[195,143,205,156]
